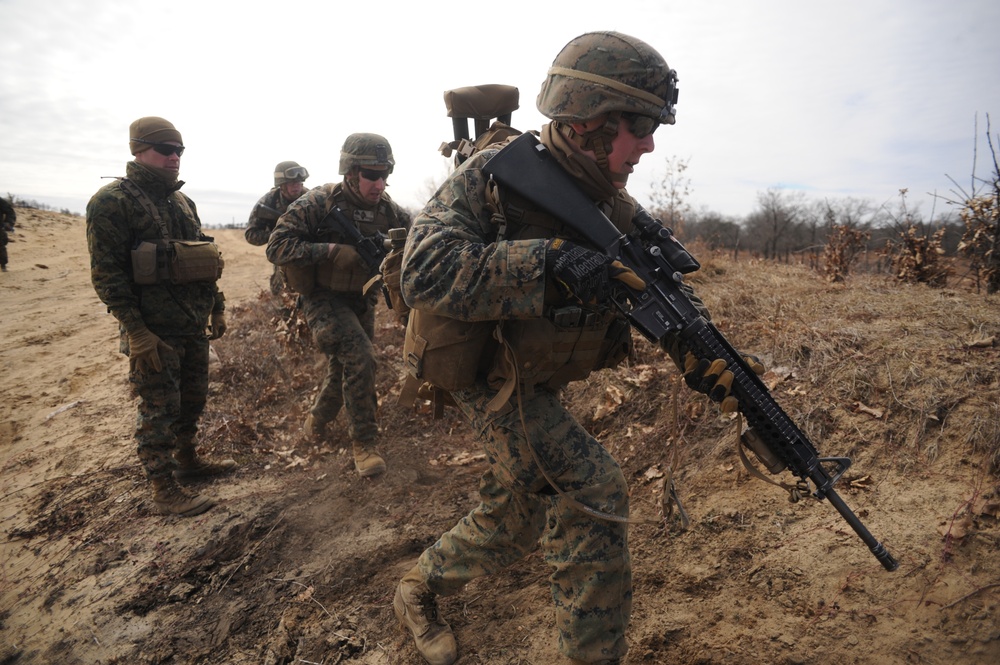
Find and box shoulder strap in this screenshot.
[119,178,171,239]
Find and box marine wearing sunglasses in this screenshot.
[131,138,185,157]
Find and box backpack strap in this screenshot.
[120,178,171,239]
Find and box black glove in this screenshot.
[683,351,765,413]
[545,239,645,304]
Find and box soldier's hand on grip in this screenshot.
[545,238,645,304]
[682,351,765,413]
[127,326,170,374]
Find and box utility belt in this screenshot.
[131,239,224,286]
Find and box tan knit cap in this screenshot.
[129,117,183,155]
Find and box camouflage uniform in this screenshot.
[245,186,308,246]
[0,196,15,271]
[86,160,226,480]
[246,185,309,293]
[266,181,410,444]
[401,134,647,661]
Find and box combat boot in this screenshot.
[394,566,457,665]
[151,476,215,516]
[352,440,386,477]
[303,413,327,441]
[173,449,237,481]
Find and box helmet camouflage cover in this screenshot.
[339,133,395,175]
[274,160,309,186]
[536,31,678,128]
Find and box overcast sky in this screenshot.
[2,0,998,227]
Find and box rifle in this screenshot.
[321,204,392,305]
[257,203,284,220]
[482,133,899,572]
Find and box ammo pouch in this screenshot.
[131,239,224,285]
[281,264,316,296]
[281,245,369,296]
[489,306,622,392]
[403,309,495,391]
[315,245,369,293]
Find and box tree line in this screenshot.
[646,116,1000,293]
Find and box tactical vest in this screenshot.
[402,162,637,410]
[283,189,397,296]
[121,179,224,286]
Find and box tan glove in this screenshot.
[127,326,169,373]
[683,351,766,413]
[209,311,227,340]
[609,259,646,290]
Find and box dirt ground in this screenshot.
[1,208,999,665]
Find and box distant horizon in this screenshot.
[3,0,997,235]
[5,175,969,230]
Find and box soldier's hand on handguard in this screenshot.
[209,310,227,340]
[682,351,765,413]
[127,326,170,374]
[545,238,645,304]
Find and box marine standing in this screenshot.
[86,116,236,517]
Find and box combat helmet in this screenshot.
[537,31,678,128]
[536,32,677,183]
[274,161,309,186]
[339,133,395,175]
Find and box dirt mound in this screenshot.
[1,209,998,664]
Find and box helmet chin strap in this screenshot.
[565,111,630,186]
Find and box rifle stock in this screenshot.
[482,133,898,572]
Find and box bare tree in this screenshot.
[745,188,805,259]
[648,155,692,235]
[944,114,1000,293]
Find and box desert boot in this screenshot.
[173,449,237,481]
[151,476,215,516]
[353,441,386,477]
[303,413,328,441]
[394,566,457,665]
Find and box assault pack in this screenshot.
[438,84,522,167]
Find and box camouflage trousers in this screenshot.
[129,334,209,479]
[301,291,378,443]
[417,382,632,662]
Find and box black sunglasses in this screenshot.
[620,112,659,139]
[358,167,388,182]
[134,138,185,157]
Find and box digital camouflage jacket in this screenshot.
[266,182,410,268]
[244,186,309,246]
[86,161,225,337]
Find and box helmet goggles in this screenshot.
[277,166,309,181]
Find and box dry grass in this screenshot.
[200,256,1000,497]
[565,252,1000,490]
